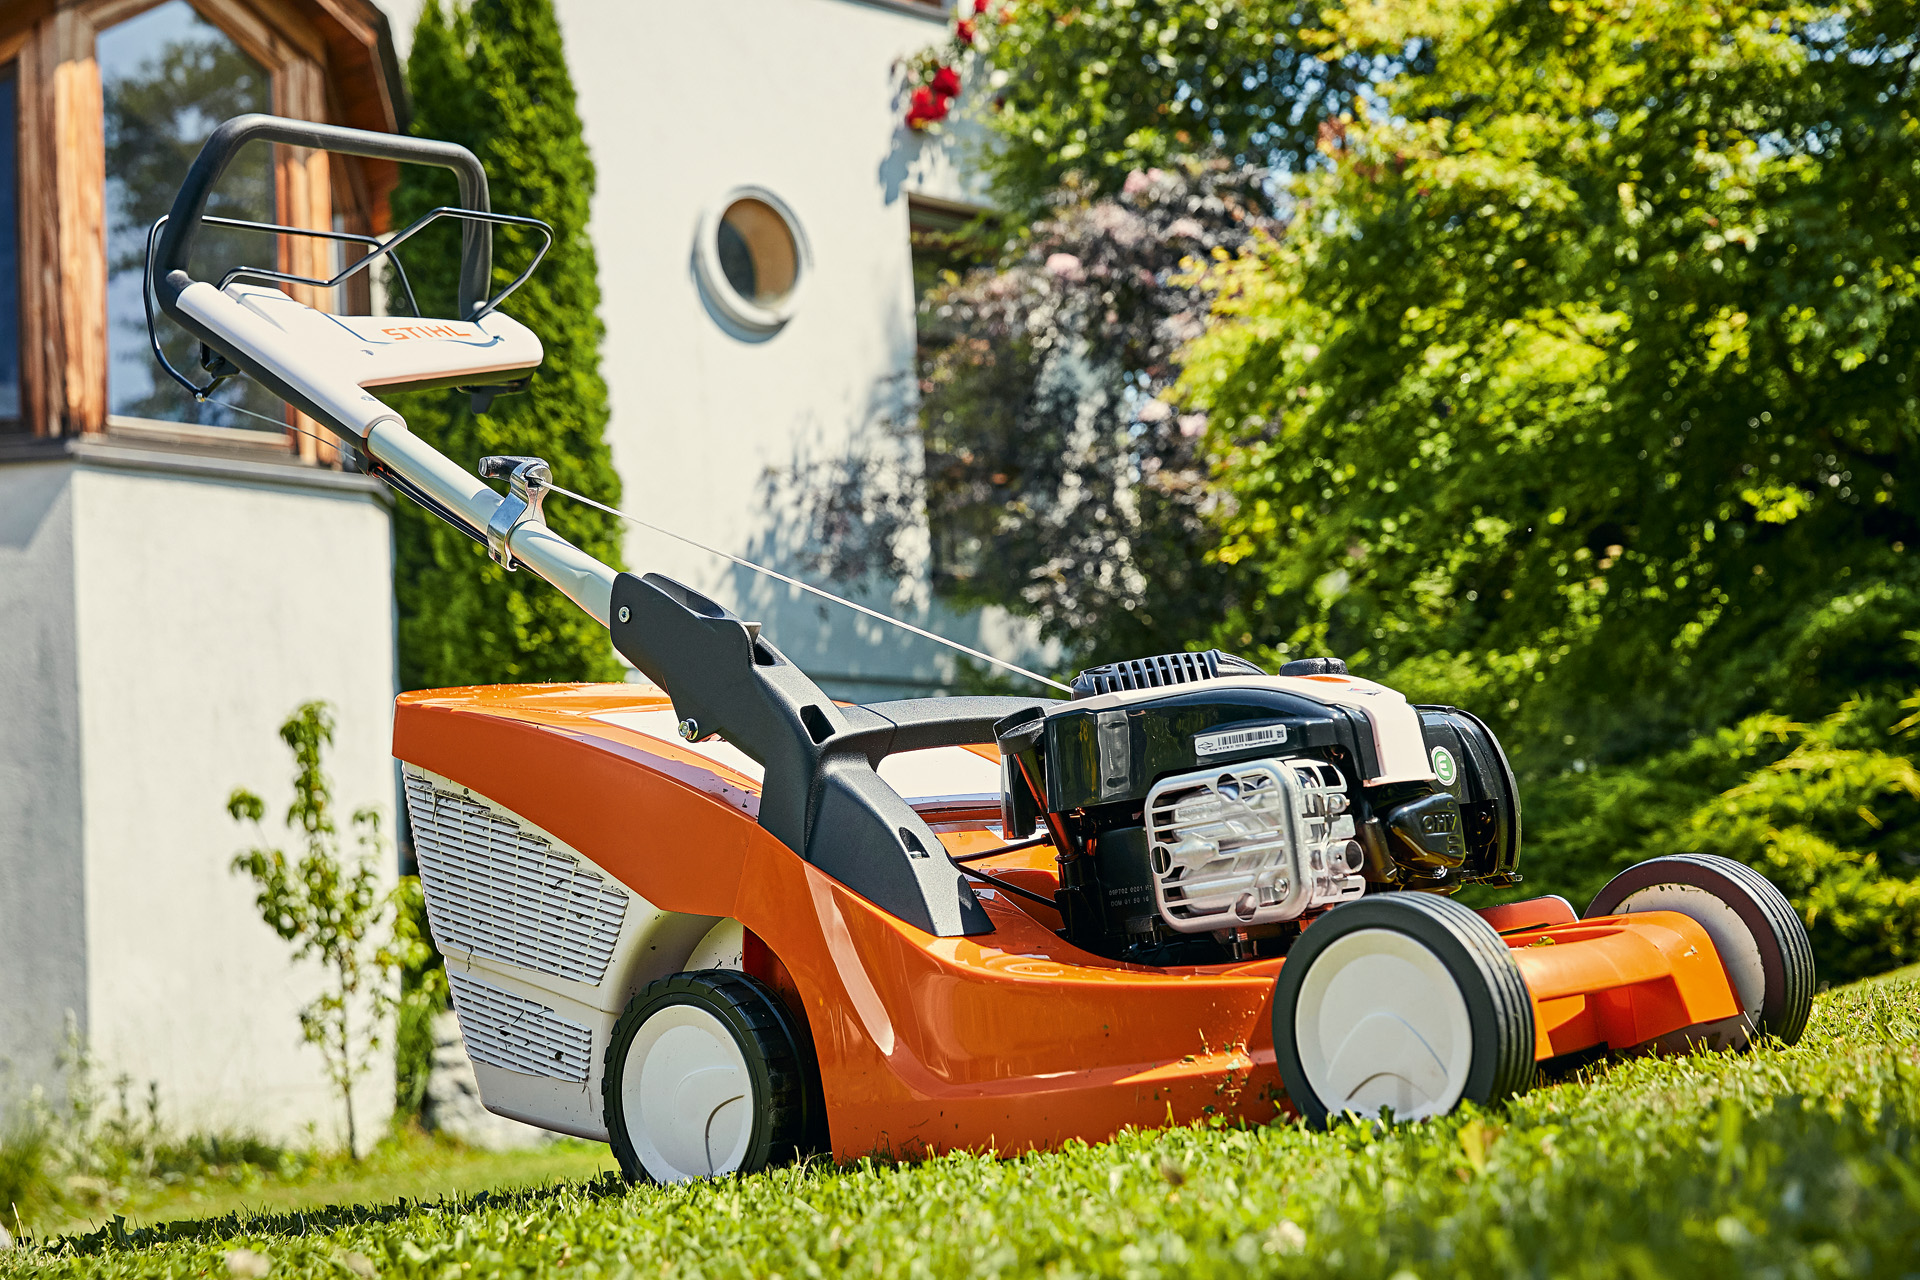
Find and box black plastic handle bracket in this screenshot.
[154,113,493,320]
[609,572,1030,939]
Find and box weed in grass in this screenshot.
[0,1026,294,1236]
[4,967,1915,1278]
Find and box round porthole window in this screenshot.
[695,187,810,333]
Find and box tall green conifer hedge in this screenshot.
[388,0,623,690]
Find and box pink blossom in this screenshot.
[1045,252,1084,281]
[1138,400,1173,423]
[1165,217,1205,239]
[1178,413,1208,438]
[1123,169,1152,195]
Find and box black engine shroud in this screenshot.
[994,662,1523,964]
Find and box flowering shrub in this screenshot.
[789,162,1271,662]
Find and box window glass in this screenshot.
[100,0,278,429]
[695,190,808,332]
[0,66,19,427]
[717,198,799,307]
[908,199,995,593]
[718,201,798,308]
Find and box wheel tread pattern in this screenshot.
[1383,894,1537,1105]
[1586,853,1815,1045]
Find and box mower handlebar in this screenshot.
[153,114,494,319]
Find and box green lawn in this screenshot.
[24,1135,617,1241]
[8,968,1917,1278]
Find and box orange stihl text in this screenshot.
[379,324,472,340]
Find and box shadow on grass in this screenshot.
[41,1171,632,1258]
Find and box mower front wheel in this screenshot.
[1585,854,1814,1048]
[602,971,807,1183]
[1273,893,1537,1125]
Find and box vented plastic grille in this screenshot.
[1071,649,1263,698]
[447,970,593,1082]
[403,774,628,984]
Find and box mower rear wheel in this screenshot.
[602,971,806,1183]
[1585,854,1814,1048]
[1273,893,1536,1125]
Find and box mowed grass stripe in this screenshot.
[11,968,1918,1279]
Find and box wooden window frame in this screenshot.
[3,0,378,462]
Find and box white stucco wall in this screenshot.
[569,0,1035,699]
[0,463,89,1097]
[0,450,397,1148]
[376,0,1055,700]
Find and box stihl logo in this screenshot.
[379,323,475,341]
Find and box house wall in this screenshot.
[0,447,397,1146]
[378,0,1057,701]
[0,462,89,1097]
[572,0,1027,701]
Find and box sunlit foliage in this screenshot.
[1179,0,1920,772]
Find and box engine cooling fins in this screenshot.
[1068,650,1359,698]
[1069,649,1268,698]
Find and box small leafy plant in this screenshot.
[228,702,398,1159]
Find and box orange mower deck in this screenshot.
[396,683,1743,1158]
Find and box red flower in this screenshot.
[955,17,976,43]
[931,65,961,97]
[973,0,990,12]
[906,84,951,128]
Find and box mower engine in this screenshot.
[995,652,1523,965]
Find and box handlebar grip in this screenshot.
[153,113,493,319]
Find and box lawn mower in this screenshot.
[153,116,1816,1183]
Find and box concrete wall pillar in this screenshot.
[0,442,397,1148]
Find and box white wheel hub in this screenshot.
[1610,882,1765,1048]
[1293,928,1475,1120]
[620,1004,754,1182]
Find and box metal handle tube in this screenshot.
[363,421,615,626]
[154,113,492,319]
[151,113,612,628]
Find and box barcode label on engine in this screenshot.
[1193,723,1289,757]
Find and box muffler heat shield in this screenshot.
[1144,757,1367,932]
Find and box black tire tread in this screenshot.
[601,970,806,1182]
[1391,893,1538,1105]
[1585,853,1815,1045]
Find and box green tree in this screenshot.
[228,703,397,1158]
[1176,0,1920,772]
[387,0,624,690]
[965,0,1375,217]
[1519,692,1920,984]
[389,876,447,1121]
